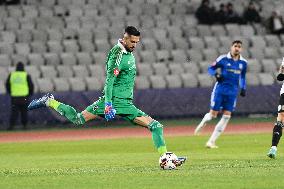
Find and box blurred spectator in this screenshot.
[216,3,227,24]
[268,11,284,35]
[226,3,243,24]
[195,0,216,25]
[0,0,20,5]
[243,1,261,24]
[5,62,34,130]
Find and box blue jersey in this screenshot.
[208,52,247,96]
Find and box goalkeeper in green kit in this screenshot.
[28,26,186,166]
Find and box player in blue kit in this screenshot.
[194,40,247,148]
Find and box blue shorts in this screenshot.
[210,92,237,112]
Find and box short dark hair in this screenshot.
[232,40,242,45]
[125,26,140,36]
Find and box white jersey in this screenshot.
[281,83,284,95]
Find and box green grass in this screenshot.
[0,134,283,189]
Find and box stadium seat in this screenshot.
[0,43,14,55]
[249,48,265,60]
[187,49,203,62]
[19,17,35,30]
[41,0,56,7]
[38,6,54,17]
[62,28,77,40]
[137,64,153,76]
[199,61,211,73]
[183,62,200,74]
[84,7,99,18]
[25,65,41,80]
[155,15,171,28]
[172,3,187,15]
[58,0,72,6]
[30,41,47,53]
[60,53,77,65]
[79,41,95,53]
[171,49,188,63]
[218,36,232,48]
[28,53,45,66]
[202,49,218,61]
[85,77,103,91]
[135,76,150,89]
[32,30,48,42]
[4,17,20,31]
[141,38,159,50]
[250,36,266,48]
[158,39,175,50]
[0,54,11,67]
[16,30,32,43]
[47,41,63,53]
[170,15,185,27]
[63,40,79,53]
[0,67,8,81]
[68,6,84,17]
[153,63,169,75]
[92,52,107,65]
[189,37,205,49]
[40,65,57,78]
[53,77,70,92]
[240,25,255,37]
[246,59,262,73]
[168,63,184,74]
[264,35,281,47]
[172,37,189,50]
[53,6,67,17]
[142,3,157,15]
[155,50,171,62]
[165,75,182,88]
[264,47,280,59]
[196,25,212,36]
[95,40,111,52]
[1,31,16,43]
[225,24,241,37]
[76,52,93,65]
[88,64,105,78]
[167,26,183,39]
[57,65,74,78]
[65,17,81,30]
[15,43,31,55]
[69,78,86,91]
[262,59,277,73]
[149,75,167,89]
[204,36,220,48]
[43,53,60,66]
[140,50,156,63]
[47,29,63,42]
[22,5,38,18]
[11,54,28,66]
[258,73,274,85]
[211,25,227,36]
[36,78,54,93]
[77,29,93,42]
[181,73,198,88]
[197,73,214,87]
[72,65,90,78]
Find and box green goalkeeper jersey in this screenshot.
[103,41,136,103]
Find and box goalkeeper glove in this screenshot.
[240,89,246,97]
[215,73,223,82]
[104,102,116,121]
[277,73,284,81]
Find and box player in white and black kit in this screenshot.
[267,58,284,158]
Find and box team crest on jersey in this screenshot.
[227,63,231,66]
[114,68,119,76]
[239,64,243,70]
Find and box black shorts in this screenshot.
[278,94,284,113]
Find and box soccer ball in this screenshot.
[159,152,178,170]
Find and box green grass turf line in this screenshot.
[0,134,283,189]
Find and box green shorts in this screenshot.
[85,96,148,123]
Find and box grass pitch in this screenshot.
[0,133,283,189]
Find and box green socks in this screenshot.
[47,99,85,126]
[149,120,167,155]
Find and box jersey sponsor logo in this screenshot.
[227,69,241,74]
[114,68,120,76]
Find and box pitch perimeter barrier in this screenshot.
[0,84,280,126]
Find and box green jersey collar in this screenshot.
[117,39,128,54]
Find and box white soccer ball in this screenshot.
[159,152,178,170]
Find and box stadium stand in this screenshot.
[0,0,283,93]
